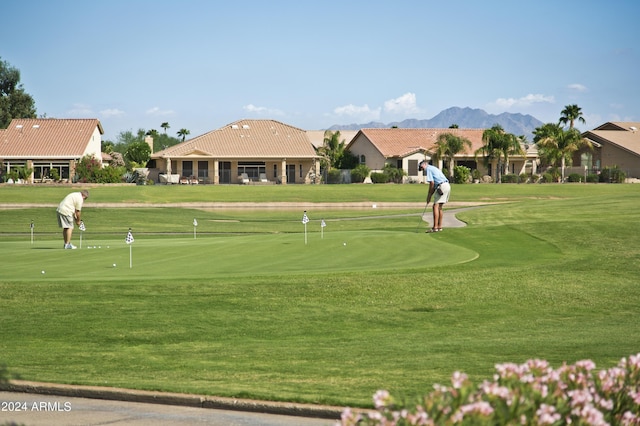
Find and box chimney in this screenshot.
[145,136,154,153]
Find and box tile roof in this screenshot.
[0,118,103,158]
[153,119,318,159]
[349,128,487,157]
[583,122,640,156]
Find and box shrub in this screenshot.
[49,168,60,181]
[501,174,519,183]
[370,172,389,183]
[351,164,371,183]
[453,165,471,184]
[568,173,584,183]
[341,353,640,426]
[587,173,599,183]
[541,172,555,183]
[600,166,626,183]
[326,169,342,184]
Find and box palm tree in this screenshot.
[475,125,523,183]
[177,128,190,142]
[433,133,472,180]
[161,122,170,134]
[559,104,586,129]
[533,123,592,182]
[316,130,346,170]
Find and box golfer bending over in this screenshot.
[56,190,89,249]
[419,160,450,233]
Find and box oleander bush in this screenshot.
[340,353,640,425]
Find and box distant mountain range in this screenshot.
[328,106,545,140]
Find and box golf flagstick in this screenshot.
[193,218,198,239]
[302,211,309,245]
[79,220,86,248]
[30,220,34,244]
[125,228,134,268]
[321,219,326,239]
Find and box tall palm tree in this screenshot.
[177,128,190,142]
[533,123,592,182]
[161,122,170,134]
[475,125,523,183]
[316,130,346,170]
[433,132,472,180]
[559,104,586,129]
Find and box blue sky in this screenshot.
[2,0,638,141]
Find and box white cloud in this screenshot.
[568,83,588,92]
[145,107,174,116]
[242,104,285,116]
[383,92,421,115]
[66,103,93,116]
[493,93,555,108]
[100,108,125,118]
[333,103,381,122]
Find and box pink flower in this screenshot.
[451,371,468,389]
[373,390,391,409]
[536,403,561,425]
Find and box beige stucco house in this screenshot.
[345,128,537,182]
[579,122,640,179]
[150,119,319,184]
[0,118,103,183]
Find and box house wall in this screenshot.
[82,127,103,164]
[601,144,640,178]
[347,135,387,170]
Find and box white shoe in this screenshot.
[64,243,77,250]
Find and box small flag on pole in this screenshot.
[126,228,134,269]
[79,221,86,249]
[193,218,198,239]
[302,211,309,245]
[320,219,326,239]
[321,219,326,228]
[30,220,34,244]
[125,229,134,244]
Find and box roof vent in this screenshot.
[231,124,239,129]
[242,124,250,129]
[32,125,40,129]
[15,124,23,129]
[630,126,637,132]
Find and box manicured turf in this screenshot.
[1,184,639,407]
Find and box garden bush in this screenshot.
[453,165,471,184]
[371,172,388,183]
[600,166,626,183]
[327,169,342,184]
[351,164,371,183]
[587,173,599,183]
[501,174,519,183]
[341,353,640,425]
[568,173,584,183]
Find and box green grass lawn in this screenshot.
[1,183,639,407]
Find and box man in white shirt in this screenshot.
[56,190,89,249]
[419,161,450,233]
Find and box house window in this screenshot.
[408,160,418,176]
[198,161,208,178]
[238,161,265,180]
[299,164,303,178]
[182,161,193,177]
[273,164,277,178]
[360,155,366,164]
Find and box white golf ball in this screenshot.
[113,264,116,267]
[41,270,45,274]
[343,242,347,246]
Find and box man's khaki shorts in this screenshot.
[57,213,75,229]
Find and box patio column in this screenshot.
[281,159,287,185]
[212,160,219,184]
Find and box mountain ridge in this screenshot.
[327,106,545,140]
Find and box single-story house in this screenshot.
[579,122,640,179]
[0,118,103,183]
[345,128,538,182]
[150,119,319,184]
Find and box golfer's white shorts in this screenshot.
[57,213,75,229]
[434,182,451,204]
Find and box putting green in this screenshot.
[5,231,478,281]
